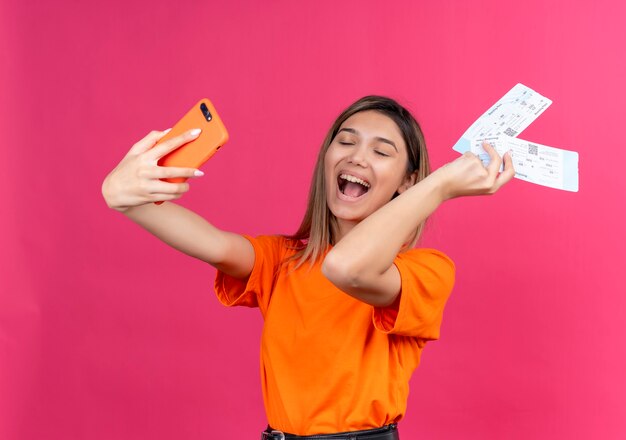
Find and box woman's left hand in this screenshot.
[434,141,516,200]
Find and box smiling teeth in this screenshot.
[339,174,370,188]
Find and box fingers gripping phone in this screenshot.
[156,98,229,184]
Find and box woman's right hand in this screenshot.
[101,129,205,212]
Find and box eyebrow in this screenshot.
[338,128,398,152]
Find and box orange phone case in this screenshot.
[155,98,229,184]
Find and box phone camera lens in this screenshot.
[200,103,213,122]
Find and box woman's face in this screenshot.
[324,110,413,234]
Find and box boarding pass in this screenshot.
[471,137,579,192]
[453,83,552,154]
[453,83,579,192]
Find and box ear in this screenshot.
[397,171,418,194]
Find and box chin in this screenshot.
[327,198,375,224]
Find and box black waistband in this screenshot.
[261,424,399,440]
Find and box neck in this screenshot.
[331,217,358,244]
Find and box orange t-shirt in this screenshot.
[214,235,455,436]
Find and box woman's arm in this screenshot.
[121,202,254,279]
[102,129,254,279]
[322,143,515,307]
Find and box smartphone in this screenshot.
[155,98,229,184]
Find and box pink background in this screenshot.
[1,1,625,438]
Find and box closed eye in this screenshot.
[339,142,355,146]
[374,150,390,157]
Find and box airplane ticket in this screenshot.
[453,83,553,154]
[471,136,579,192]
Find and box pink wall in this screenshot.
[1,1,625,438]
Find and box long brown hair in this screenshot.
[285,95,431,267]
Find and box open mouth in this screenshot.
[337,173,370,198]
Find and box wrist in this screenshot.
[424,168,451,202]
[101,179,128,212]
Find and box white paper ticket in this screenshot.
[453,83,552,154]
[471,137,579,192]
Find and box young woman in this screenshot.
[102,96,514,439]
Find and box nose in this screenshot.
[347,145,368,167]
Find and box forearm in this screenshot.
[326,172,445,278]
[122,202,239,269]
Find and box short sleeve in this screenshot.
[214,235,286,315]
[373,249,455,338]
